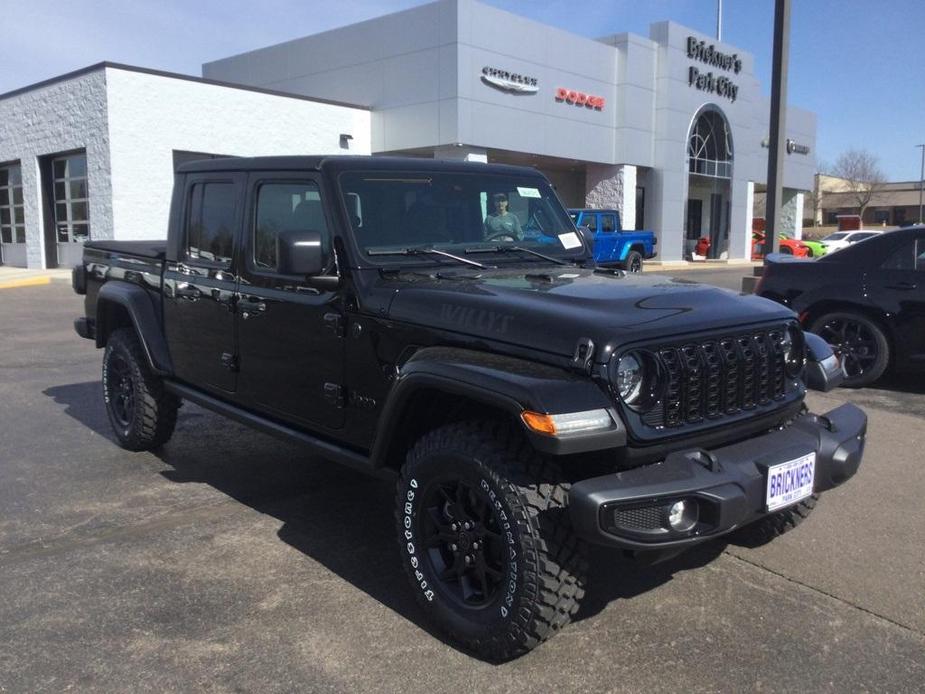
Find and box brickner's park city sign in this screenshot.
[686,37,741,103]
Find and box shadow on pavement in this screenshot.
[45,380,732,661]
[43,381,112,440]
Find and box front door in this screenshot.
[236,173,345,430]
[868,232,925,362]
[163,173,244,394]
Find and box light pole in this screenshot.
[917,143,924,225]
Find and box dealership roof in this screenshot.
[0,62,370,111]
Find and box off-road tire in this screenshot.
[730,494,818,547]
[808,311,890,387]
[396,420,587,661]
[102,328,179,451]
[623,250,644,273]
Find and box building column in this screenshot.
[24,157,46,270]
[433,145,487,163]
[728,180,753,261]
[648,168,686,262]
[585,164,636,229]
[779,188,803,239]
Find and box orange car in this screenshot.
[751,231,811,259]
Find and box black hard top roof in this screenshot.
[175,155,548,178]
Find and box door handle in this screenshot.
[239,296,267,319]
[885,282,917,291]
[175,282,201,299]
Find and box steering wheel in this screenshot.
[484,231,518,242]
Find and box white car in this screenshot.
[820,229,883,253]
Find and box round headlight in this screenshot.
[612,350,663,411]
[616,353,644,403]
[783,324,806,376]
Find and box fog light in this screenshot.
[666,499,698,532]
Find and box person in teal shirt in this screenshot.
[484,193,523,240]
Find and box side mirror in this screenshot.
[278,230,326,276]
[803,331,845,392]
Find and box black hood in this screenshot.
[379,267,795,361]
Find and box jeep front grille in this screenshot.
[641,327,790,430]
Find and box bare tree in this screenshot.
[831,149,886,222]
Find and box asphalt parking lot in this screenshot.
[1,275,923,693]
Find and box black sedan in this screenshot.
[756,226,925,387]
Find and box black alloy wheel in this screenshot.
[105,352,135,428]
[396,421,586,661]
[102,328,180,450]
[416,477,506,609]
[625,250,643,273]
[809,312,890,387]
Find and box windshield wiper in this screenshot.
[367,247,489,269]
[465,245,571,266]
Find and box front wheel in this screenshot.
[623,250,643,273]
[809,311,890,387]
[396,421,586,661]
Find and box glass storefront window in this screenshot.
[52,153,90,243]
[0,163,25,244]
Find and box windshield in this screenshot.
[823,232,848,242]
[338,171,585,264]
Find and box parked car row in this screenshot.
[756,225,925,387]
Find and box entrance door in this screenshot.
[163,173,244,394]
[709,193,724,259]
[687,199,703,239]
[235,174,345,430]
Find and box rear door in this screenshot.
[163,173,244,394]
[868,231,925,363]
[235,173,345,430]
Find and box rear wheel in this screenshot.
[623,250,643,273]
[102,328,179,450]
[809,311,889,387]
[396,420,586,661]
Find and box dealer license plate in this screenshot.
[765,453,816,512]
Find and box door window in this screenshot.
[52,154,89,243]
[583,214,598,232]
[253,182,328,272]
[186,182,236,265]
[0,163,25,243]
[601,214,616,232]
[881,238,925,271]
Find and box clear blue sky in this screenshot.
[3,0,923,180]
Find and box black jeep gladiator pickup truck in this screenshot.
[73,156,865,660]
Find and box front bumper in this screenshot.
[569,403,866,550]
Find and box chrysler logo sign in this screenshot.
[481,66,538,94]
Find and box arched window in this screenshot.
[688,108,733,178]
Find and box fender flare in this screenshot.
[95,282,173,375]
[369,347,625,467]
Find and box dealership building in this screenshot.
[0,0,815,268]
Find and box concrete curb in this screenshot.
[0,276,53,290]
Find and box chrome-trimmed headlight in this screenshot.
[611,350,663,411]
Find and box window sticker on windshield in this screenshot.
[517,186,541,199]
[558,232,582,249]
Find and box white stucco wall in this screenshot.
[0,70,113,268]
[105,68,371,242]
